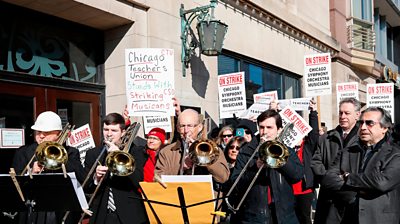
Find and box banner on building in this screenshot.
[366,83,395,121]
[125,48,175,117]
[218,72,247,119]
[304,53,332,97]
[279,106,312,148]
[143,116,172,134]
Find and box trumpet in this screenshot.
[20,123,73,175]
[224,123,294,213]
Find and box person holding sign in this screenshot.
[229,109,303,224]
[322,107,400,224]
[291,100,319,224]
[155,109,229,183]
[311,97,361,224]
[83,113,148,224]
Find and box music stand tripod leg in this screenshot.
[177,187,190,224]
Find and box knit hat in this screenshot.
[31,111,62,132]
[148,127,166,144]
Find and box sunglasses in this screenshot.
[358,120,377,127]
[229,145,240,150]
[222,134,233,138]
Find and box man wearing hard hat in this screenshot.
[11,111,84,224]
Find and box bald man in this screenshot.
[155,109,229,183]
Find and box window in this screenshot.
[218,53,301,106]
[352,0,372,22]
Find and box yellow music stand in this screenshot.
[140,175,216,224]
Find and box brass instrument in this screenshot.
[188,139,220,166]
[20,123,73,175]
[224,123,294,213]
[75,122,141,224]
[105,122,140,176]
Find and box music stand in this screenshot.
[0,174,28,212]
[23,173,82,212]
[139,175,225,224]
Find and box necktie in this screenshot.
[361,148,374,171]
[107,188,116,212]
[343,132,348,139]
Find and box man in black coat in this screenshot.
[229,110,304,224]
[322,107,400,224]
[311,97,361,224]
[11,111,85,224]
[84,113,148,224]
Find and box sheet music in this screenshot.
[67,172,89,209]
[161,175,214,199]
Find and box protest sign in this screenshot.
[304,53,332,97]
[253,91,278,104]
[336,82,359,110]
[67,124,95,164]
[125,48,175,116]
[218,72,247,119]
[366,83,394,121]
[279,106,312,148]
[143,116,172,134]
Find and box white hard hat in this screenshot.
[31,111,62,132]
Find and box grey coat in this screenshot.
[322,139,400,224]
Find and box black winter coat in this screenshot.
[229,136,304,224]
[322,138,400,224]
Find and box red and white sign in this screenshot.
[366,83,395,121]
[218,72,247,119]
[125,48,175,117]
[67,124,96,164]
[304,53,332,97]
[253,91,278,104]
[279,106,312,148]
[336,82,359,110]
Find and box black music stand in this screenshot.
[23,173,82,212]
[0,174,28,212]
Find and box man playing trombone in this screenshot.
[228,109,304,224]
[83,112,148,224]
[155,108,230,184]
[11,111,85,224]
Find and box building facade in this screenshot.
[0,0,399,172]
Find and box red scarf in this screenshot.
[144,149,156,182]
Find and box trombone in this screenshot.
[224,123,294,213]
[75,122,141,223]
[20,123,74,176]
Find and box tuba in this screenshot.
[20,123,73,175]
[105,122,140,176]
[188,139,220,166]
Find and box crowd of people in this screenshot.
[4,96,400,224]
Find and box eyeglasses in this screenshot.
[229,145,240,150]
[244,130,251,135]
[147,136,160,141]
[222,134,233,138]
[178,124,199,129]
[358,120,378,127]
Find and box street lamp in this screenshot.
[180,0,228,77]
